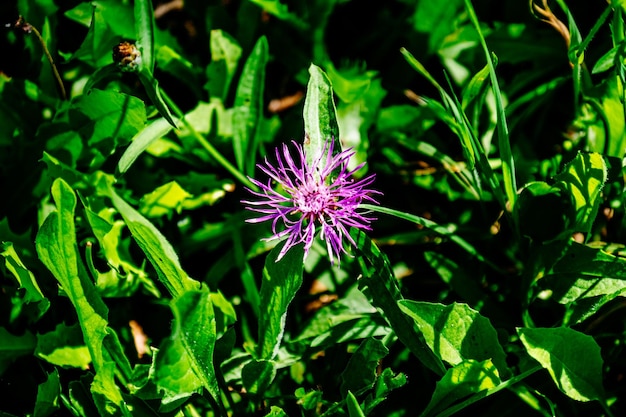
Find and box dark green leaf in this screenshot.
[0,327,36,374]
[134,0,155,72]
[242,359,276,396]
[340,338,388,397]
[34,369,61,417]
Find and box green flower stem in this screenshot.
[160,89,258,192]
[362,204,503,273]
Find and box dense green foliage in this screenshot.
[1,0,626,416]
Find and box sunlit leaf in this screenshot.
[257,243,304,360]
[398,300,509,378]
[421,360,501,417]
[518,327,604,401]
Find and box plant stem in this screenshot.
[27,22,67,100]
[362,204,504,273]
[160,89,258,191]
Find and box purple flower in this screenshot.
[242,140,379,264]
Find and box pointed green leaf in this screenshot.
[35,179,126,415]
[233,36,268,175]
[137,68,178,128]
[353,229,446,375]
[172,289,220,402]
[518,327,604,401]
[105,179,199,298]
[346,391,366,417]
[134,0,154,72]
[258,243,304,360]
[303,64,341,167]
[117,117,174,176]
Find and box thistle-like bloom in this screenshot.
[242,140,379,264]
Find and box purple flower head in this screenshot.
[242,140,380,265]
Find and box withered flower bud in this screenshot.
[112,41,142,72]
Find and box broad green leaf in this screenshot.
[105,179,199,298]
[134,0,154,72]
[154,337,203,411]
[553,152,607,234]
[398,301,509,378]
[421,360,501,417]
[544,241,626,304]
[242,359,276,396]
[1,242,49,317]
[340,338,388,397]
[72,89,147,148]
[117,117,174,176]
[35,323,91,369]
[0,327,36,374]
[206,30,242,100]
[303,64,341,168]
[34,369,60,417]
[462,57,494,110]
[171,289,220,402]
[346,391,366,417]
[258,243,305,360]
[518,327,604,401]
[310,316,390,350]
[353,229,446,375]
[69,5,118,68]
[35,179,126,415]
[232,36,268,176]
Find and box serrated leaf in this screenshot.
[518,327,604,401]
[398,300,509,378]
[258,243,304,360]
